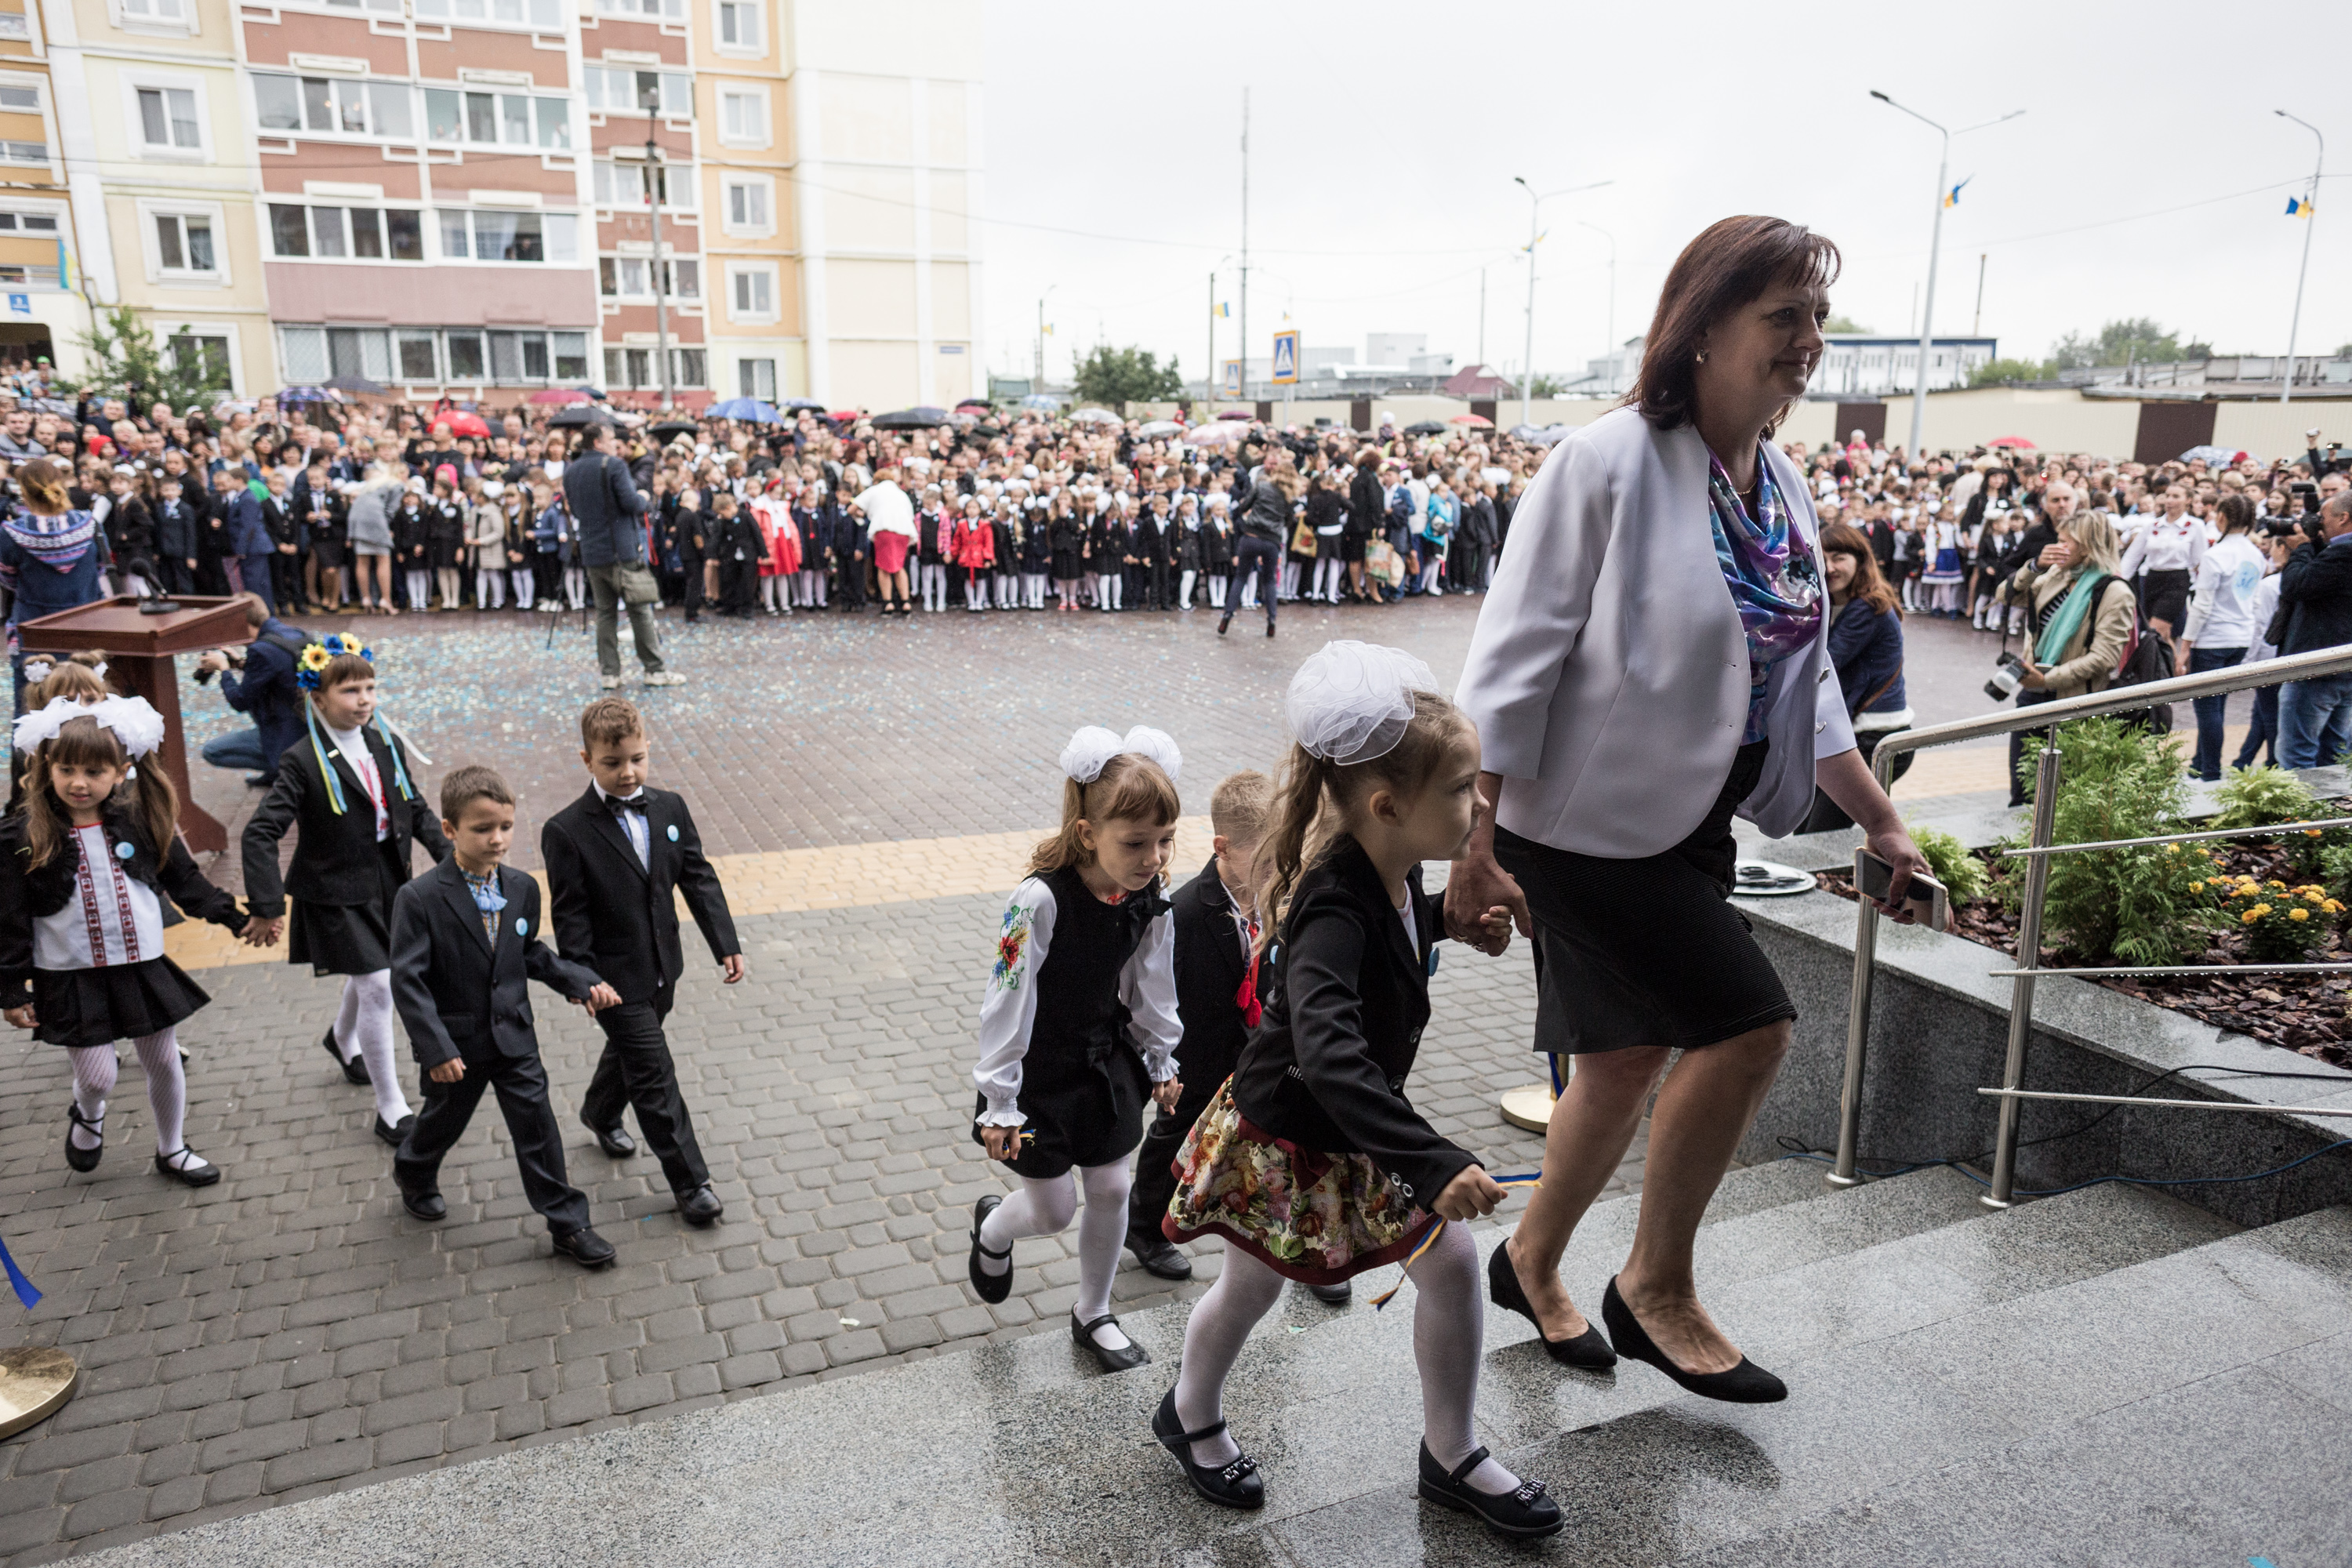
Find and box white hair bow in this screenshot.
[1285,641,1439,766]
[1059,724,1184,784]
[11,694,167,759]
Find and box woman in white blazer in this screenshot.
[1446,216,1928,1404]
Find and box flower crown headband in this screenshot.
[294,633,374,691]
[295,637,417,814]
[1058,724,1182,786]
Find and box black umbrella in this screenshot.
[1403,419,1447,436]
[649,420,700,441]
[325,374,387,396]
[547,405,619,429]
[870,405,950,430]
[776,397,828,412]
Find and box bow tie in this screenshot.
[608,794,648,816]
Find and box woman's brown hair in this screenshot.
[1820,521,1899,617]
[1626,216,1842,434]
[19,715,180,871]
[1026,753,1181,880]
[16,455,71,514]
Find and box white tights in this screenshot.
[475,568,504,609]
[1172,1225,1521,1495]
[334,970,411,1125]
[1312,557,1345,601]
[68,1029,191,1160]
[977,1162,1135,1348]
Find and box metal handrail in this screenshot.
[1831,643,2352,1207]
[2001,816,2352,856]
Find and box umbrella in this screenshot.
[434,411,493,438]
[277,386,337,405]
[547,405,619,429]
[529,388,589,405]
[1987,435,2037,449]
[1449,413,1494,427]
[1509,423,1572,445]
[325,374,387,396]
[649,419,700,442]
[871,405,950,430]
[1020,394,1062,411]
[1136,419,1185,437]
[775,397,828,412]
[1068,408,1123,426]
[1182,423,1245,445]
[1403,420,1447,436]
[2179,444,2249,466]
[956,397,992,410]
[706,397,783,424]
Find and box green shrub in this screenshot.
[2210,764,2320,829]
[2021,718,2220,965]
[2212,875,2341,962]
[1907,822,1987,905]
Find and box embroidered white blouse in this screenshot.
[34,824,164,971]
[971,875,1181,1127]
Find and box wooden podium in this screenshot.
[19,597,254,854]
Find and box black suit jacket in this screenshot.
[2277,537,2352,656]
[1170,857,1261,1091]
[542,785,738,1005]
[242,720,448,918]
[390,858,601,1072]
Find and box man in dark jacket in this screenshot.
[564,425,679,688]
[196,593,310,785]
[2275,492,2352,768]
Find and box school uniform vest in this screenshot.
[1027,865,1168,1083]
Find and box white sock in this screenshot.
[339,971,410,1124]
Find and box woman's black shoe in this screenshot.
[154,1148,221,1188]
[323,1027,369,1085]
[64,1105,102,1173]
[1602,1275,1784,1403]
[1487,1240,1617,1369]
[1217,610,1232,636]
[1417,1443,1561,1539]
[968,1194,1012,1304]
[1152,1385,1264,1508]
[1071,1312,1150,1373]
[1265,619,1276,638]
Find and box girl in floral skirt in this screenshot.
[1154,641,1556,1540]
[966,725,1185,1374]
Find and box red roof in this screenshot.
[1442,365,1515,397]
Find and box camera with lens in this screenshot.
[1985,650,2028,702]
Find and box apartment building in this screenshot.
[0,0,76,374]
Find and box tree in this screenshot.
[2047,318,2185,371]
[1070,344,1182,412]
[67,306,228,409]
[1970,356,2055,387]
[1824,314,1872,335]
[1527,373,1571,397]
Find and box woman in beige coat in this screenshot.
[1997,508,2138,800]
[466,480,509,610]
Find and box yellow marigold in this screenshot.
[2268,880,2288,891]
[2195,845,2212,858]
[2243,909,2263,925]
[2252,904,2273,917]
[2308,828,2328,838]
[2290,907,2311,922]
[2164,844,2180,855]
[2306,890,2328,904]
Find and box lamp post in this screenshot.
[644,87,671,412]
[1868,92,2024,457]
[1512,176,1611,426]
[1035,284,1056,390]
[1579,220,1617,394]
[2276,110,2324,405]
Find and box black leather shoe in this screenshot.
[154,1147,221,1188]
[590,1121,636,1158]
[1602,1275,1784,1403]
[401,1188,447,1221]
[968,1194,1012,1305]
[1488,1239,1617,1369]
[1306,1279,1352,1306]
[1417,1443,1561,1539]
[373,1114,416,1149]
[677,1184,724,1227]
[64,1105,102,1173]
[1152,1386,1264,1509]
[1217,610,1233,636]
[552,1226,617,1269]
[324,1028,369,1085]
[1265,619,1276,638]
[1071,1312,1150,1374]
[1127,1232,1193,1281]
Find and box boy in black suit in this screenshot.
[1125,771,1357,1300]
[390,765,622,1269]
[542,699,743,1227]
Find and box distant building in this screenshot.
[1810,334,1998,397]
[1365,330,1421,367]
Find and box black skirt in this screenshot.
[1494,739,1794,1056]
[972,1044,1149,1179]
[289,841,400,975]
[33,957,210,1048]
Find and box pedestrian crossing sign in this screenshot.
[1271,330,1299,386]
[1221,359,1242,396]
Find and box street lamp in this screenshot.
[1035,283,1057,390]
[2277,110,2324,406]
[1869,92,2024,456]
[1512,176,1612,426]
[1578,220,1617,394]
[643,84,672,412]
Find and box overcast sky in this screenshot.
[975,0,2343,387]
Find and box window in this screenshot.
[716,0,760,49]
[739,358,775,400]
[327,326,391,380]
[136,86,201,151]
[729,266,773,321]
[118,0,191,24]
[671,347,705,387]
[325,0,406,12]
[396,330,437,381]
[600,255,699,299]
[169,334,230,387]
[445,330,485,379]
[583,67,691,116]
[602,343,702,390]
[724,177,770,233]
[153,212,216,274]
[0,16,29,39]
[413,0,566,25]
[593,158,694,209]
[0,85,38,111]
[437,209,579,263]
[552,332,588,381]
[595,0,683,16]
[718,88,765,145]
[422,88,571,148]
[0,212,60,234]
[267,203,425,262]
[0,141,45,166]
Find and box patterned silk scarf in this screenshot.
[1705,446,1824,743]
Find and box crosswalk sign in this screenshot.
[1271,330,1299,386]
[1221,359,1242,397]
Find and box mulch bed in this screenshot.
[1818,826,2352,1069]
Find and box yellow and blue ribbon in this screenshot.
[1368,1171,1542,1311]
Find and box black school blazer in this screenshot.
[1169,856,1260,1091]
[388,858,601,1071]
[541,785,738,1004]
[241,720,449,918]
[0,802,248,1004]
[1228,836,1472,1206]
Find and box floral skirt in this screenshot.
[1162,1079,1436,1285]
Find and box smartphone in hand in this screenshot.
[1857,849,1948,930]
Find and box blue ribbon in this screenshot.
[0,1234,40,1308]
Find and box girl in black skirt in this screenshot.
[0,697,250,1186]
[241,639,448,1147]
[966,726,1185,1374]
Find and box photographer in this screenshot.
[1994,509,2136,807]
[194,593,310,787]
[2272,491,2352,768]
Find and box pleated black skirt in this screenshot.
[32,957,210,1048]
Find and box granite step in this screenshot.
[1264,1203,2352,1567]
[83,1167,2228,1568]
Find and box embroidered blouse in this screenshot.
[34,825,163,971]
[1706,445,1824,744]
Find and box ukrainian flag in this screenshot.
[1944,176,1972,209]
[2287,196,2314,218]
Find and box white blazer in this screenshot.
[1456,405,1856,858]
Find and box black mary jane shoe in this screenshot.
[1071,1312,1150,1374]
[968,1194,1012,1304]
[373,1114,416,1149]
[1127,1232,1194,1281]
[1217,610,1233,637]
[1152,1386,1264,1510]
[1417,1443,1562,1539]
[1487,1240,1617,1369]
[324,1028,369,1086]
[153,1148,222,1189]
[1601,1275,1785,1403]
[64,1105,103,1174]
[1306,1279,1352,1307]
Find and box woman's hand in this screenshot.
[981,1123,1025,1163]
[1863,822,1933,924]
[2036,540,2078,569]
[1432,1164,1504,1221]
[1151,1077,1183,1114]
[1444,773,1529,955]
[2016,659,2049,690]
